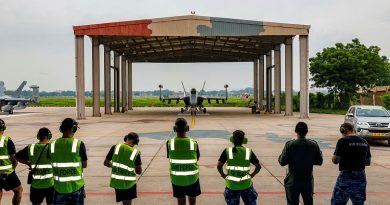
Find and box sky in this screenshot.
[0,0,389,92]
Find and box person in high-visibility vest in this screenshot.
[217,130,261,205]
[0,119,23,205]
[15,127,54,205]
[167,118,201,205]
[48,118,88,205]
[104,132,142,205]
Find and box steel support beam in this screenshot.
[253,60,259,110]
[92,38,101,117]
[114,52,120,113]
[266,51,272,112]
[75,35,85,120]
[285,38,294,116]
[121,56,127,113]
[104,46,111,115]
[127,60,133,110]
[299,35,309,119]
[258,56,264,111]
[274,45,281,114]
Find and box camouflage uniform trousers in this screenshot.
[224,186,258,205]
[331,170,366,205]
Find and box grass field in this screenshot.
[34,97,253,107]
[33,97,346,115]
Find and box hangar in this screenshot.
[72,15,310,120]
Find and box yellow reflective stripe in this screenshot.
[130,149,138,161]
[50,140,56,153]
[0,136,5,147]
[0,165,12,170]
[52,162,80,168]
[171,170,199,176]
[170,139,175,151]
[226,166,250,171]
[245,148,250,160]
[32,173,53,179]
[112,162,134,172]
[114,144,122,155]
[54,175,82,182]
[170,159,197,164]
[36,164,53,169]
[30,144,35,156]
[226,175,251,182]
[190,139,194,151]
[71,139,79,153]
[228,147,233,159]
[0,155,9,160]
[111,174,136,181]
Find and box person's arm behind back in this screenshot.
[278,142,289,166]
[314,142,323,166]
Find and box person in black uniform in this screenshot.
[331,122,371,205]
[278,122,323,205]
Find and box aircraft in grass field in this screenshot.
[158,81,229,115]
[0,81,39,114]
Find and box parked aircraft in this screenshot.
[0,81,39,114]
[159,81,228,114]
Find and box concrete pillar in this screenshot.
[274,45,281,114]
[127,60,133,110]
[285,38,294,116]
[114,52,120,113]
[253,60,259,109]
[92,38,101,117]
[258,56,264,110]
[121,56,127,113]
[75,36,86,120]
[266,51,272,112]
[299,35,309,119]
[104,46,111,115]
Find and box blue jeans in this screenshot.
[224,186,258,205]
[331,171,366,205]
[53,186,85,205]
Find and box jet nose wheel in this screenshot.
[181,108,184,114]
[203,108,207,114]
[8,109,13,114]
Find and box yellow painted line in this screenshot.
[191,114,196,127]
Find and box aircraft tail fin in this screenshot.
[181,81,187,97]
[12,81,27,98]
[199,81,206,96]
[0,81,5,96]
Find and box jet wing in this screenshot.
[203,97,227,104]
[0,97,31,103]
[160,97,183,104]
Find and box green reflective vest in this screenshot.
[28,143,54,189]
[110,143,139,190]
[0,136,13,175]
[225,146,252,190]
[50,138,84,194]
[168,137,199,186]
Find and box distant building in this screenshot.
[359,86,390,106]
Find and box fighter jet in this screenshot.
[0,81,39,114]
[158,81,228,114]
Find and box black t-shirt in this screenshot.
[334,136,371,171]
[105,145,141,166]
[46,140,88,161]
[218,148,260,165]
[166,140,200,160]
[7,139,16,155]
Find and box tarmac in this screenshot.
[1,107,390,205]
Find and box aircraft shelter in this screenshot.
[72,15,310,119]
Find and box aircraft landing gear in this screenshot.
[203,108,207,114]
[8,109,13,114]
[181,108,184,114]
